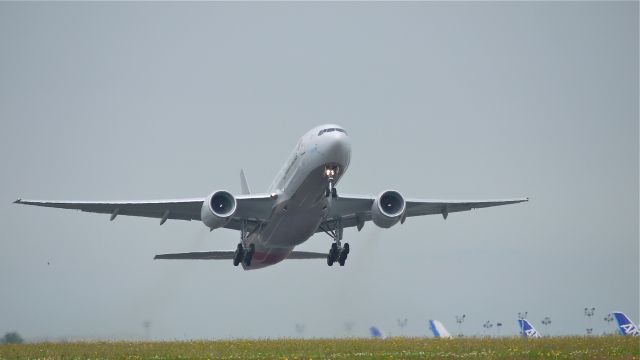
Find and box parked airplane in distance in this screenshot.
[369,326,386,339]
[612,311,639,336]
[518,319,541,338]
[429,320,453,339]
[14,124,528,270]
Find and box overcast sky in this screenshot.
[1,2,637,340]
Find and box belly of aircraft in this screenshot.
[243,166,331,270]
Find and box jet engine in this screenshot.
[371,190,406,228]
[201,190,237,229]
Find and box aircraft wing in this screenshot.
[322,195,528,232]
[154,250,327,260]
[13,193,276,226]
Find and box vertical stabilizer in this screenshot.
[429,320,453,338]
[369,326,385,339]
[240,169,251,195]
[518,319,541,338]
[612,312,639,336]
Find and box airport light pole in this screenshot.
[397,318,408,336]
[541,317,551,337]
[344,322,354,337]
[483,321,493,337]
[518,312,528,337]
[295,323,306,337]
[584,307,595,335]
[142,321,151,341]
[604,313,615,335]
[455,314,466,338]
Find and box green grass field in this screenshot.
[1,336,638,359]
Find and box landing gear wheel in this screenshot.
[331,187,338,198]
[233,243,244,266]
[243,243,255,267]
[327,243,338,266]
[338,242,349,266]
[327,253,334,266]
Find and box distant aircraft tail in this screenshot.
[517,319,541,338]
[369,326,385,339]
[429,320,453,339]
[240,169,251,195]
[612,312,639,336]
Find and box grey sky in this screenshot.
[1,2,637,340]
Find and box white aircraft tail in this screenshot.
[518,319,541,338]
[612,311,639,336]
[429,320,453,339]
[240,169,251,195]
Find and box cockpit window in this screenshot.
[318,128,347,136]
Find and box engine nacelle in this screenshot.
[201,190,237,229]
[371,190,406,228]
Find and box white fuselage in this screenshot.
[242,124,351,269]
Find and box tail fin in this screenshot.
[429,320,453,339]
[612,311,639,336]
[369,326,385,339]
[240,169,251,195]
[517,319,541,338]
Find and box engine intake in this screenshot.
[201,190,237,229]
[371,190,406,228]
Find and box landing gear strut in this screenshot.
[319,217,349,267]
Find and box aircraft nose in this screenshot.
[324,131,351,164]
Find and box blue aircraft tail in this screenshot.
[429,320,453,339]
[517,319,541,338]
[369,326,385,339]
[612,312,639,336]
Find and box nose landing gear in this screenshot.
[324,166,339,198]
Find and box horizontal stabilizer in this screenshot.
[154,251,234,260]
[154,250,327,260]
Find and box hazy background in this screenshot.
[1,2,637,340]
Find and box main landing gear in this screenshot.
[233,242,255,267]
[319,217,349,267]
[327,242,349,266]
[234,220,255,267]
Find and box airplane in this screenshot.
[14,124,528,270]
[518,318,541,338]
[612,311,639,336]
[428,319,453,339]
[369,326,386,339]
